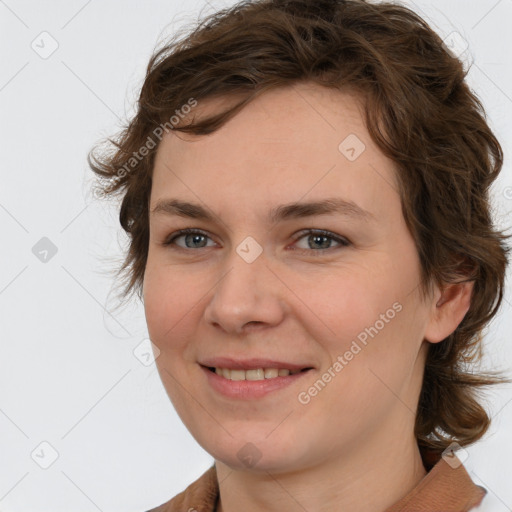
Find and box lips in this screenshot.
[200,364,312,399]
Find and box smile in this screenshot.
[200,364,314,399]
[208,367,309,380]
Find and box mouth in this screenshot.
[203,365,314,381]
[200,363,314,400]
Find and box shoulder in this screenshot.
[386,450,488,511]
[145,464,219,512]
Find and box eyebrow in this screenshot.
[150,197,376,224]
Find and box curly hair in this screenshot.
[88,0,512,459]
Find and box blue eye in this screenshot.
[292,229,350,253]
[163,228,350,254]
[164,229,214,249]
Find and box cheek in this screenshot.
[142,261,201,350]
[307,267,417,385]
[316,291,425,422]
[143,267,204,411]
[300,267,390,349]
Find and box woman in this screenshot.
[88,0,511,510]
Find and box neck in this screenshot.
[215,423,427,512]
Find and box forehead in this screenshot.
[151,82,400,224]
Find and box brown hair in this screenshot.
[88,0,512,458]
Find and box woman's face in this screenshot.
[143,82,441,472]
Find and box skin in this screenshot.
[142,82,474,512]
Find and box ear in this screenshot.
[423,280,474,344]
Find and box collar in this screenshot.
[148,448,487,512]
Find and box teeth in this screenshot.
[213,367,302,380]
[264,368,279,379]
[230,369,246,381]
[246,369,264,380]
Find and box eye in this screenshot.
[292,229,350,254]
[163,229,216,249]
[162,228,350,254]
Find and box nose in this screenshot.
[203,244,286,335]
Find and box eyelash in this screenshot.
[162,228,350,255]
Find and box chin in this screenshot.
[200,433,307,473]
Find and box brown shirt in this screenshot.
[146,448,487,512]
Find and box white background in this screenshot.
[1,1,511,511]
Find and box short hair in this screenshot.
[88,0,512,458]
